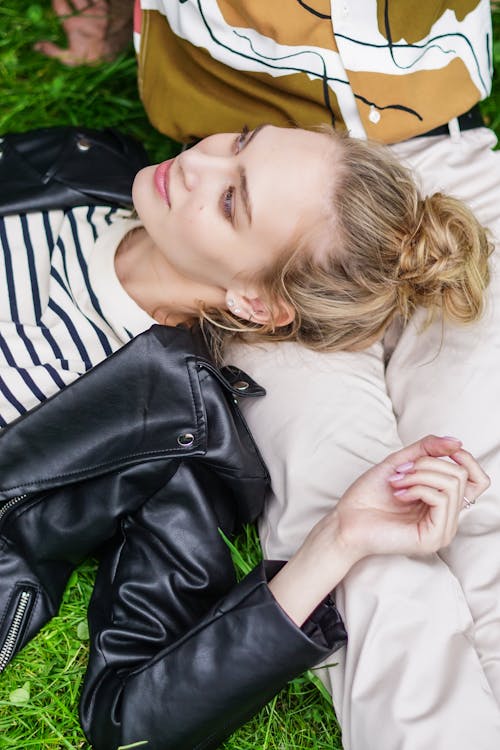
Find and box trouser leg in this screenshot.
[388,127,500,702]
[333,128,500,746]
[324,554,500,750]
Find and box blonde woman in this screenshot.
[0,124,496,748]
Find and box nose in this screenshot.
[179,147,227,191]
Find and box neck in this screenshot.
[115,227,226,325]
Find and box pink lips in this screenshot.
[154,158,174,207]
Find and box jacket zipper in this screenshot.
[0,493,27,523]
[0,494,32,673]
[0,589,33,673]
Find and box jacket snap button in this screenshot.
[177,432,195,447]
[233,380,249,391]
[76,137,92,152]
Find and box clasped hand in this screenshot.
[268,436,490,626]
[330,434,489,562]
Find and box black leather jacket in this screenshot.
[0,325,346,750]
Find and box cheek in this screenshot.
[132,166,156,210]
[169,205,213,253]
[176,201,217,241]
[185,200,208,220]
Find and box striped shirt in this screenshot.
[0,206,155,427]
[135,0,492,143]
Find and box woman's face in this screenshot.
[132,125,334,293]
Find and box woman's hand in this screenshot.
[331,434,489,560]
[34,0,132,66]
[268,436,489,626]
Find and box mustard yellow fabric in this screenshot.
[135,0,491,144]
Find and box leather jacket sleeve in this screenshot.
[80,462,346,750]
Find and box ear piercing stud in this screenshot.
[227,298,242,315]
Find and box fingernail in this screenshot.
[388,473,405,482]
[441,436,461,442]
[395,461,414,472]
[394,489,408,496]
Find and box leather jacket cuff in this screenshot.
[85,560,346,750]
[262,559,347,651]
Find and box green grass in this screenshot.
[2,2,500,749]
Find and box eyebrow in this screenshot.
[238,124,267,227]
[238,165,252,226]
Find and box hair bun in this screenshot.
[396,192,491,324]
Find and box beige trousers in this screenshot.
[229,127,500,749]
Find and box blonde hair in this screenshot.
[202,129,492,357]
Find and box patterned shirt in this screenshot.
[0,206,153,426]
[135,0,492,143]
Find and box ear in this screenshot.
[225,290,295,327]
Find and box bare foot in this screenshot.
[35,0,132,66]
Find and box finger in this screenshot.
[449,448,490,504]
[391,468,462,541]
[72,0,94,9]
[394,485,457,553]
[71,0,108,12]
[412,456,468,482]
[411,457,468,536]
[52,0,74,18]
[409,457,468,515]
[390,456,466,483]
[413,452,488,509]
[386,435,462,471]
[389,468,462,496]
[33,41,74,64]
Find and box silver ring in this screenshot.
[463,496,474,509]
